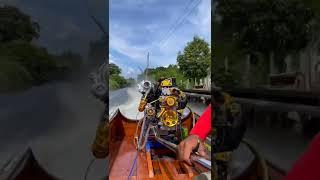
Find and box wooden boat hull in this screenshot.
[108,108,207,179]
[0,148,58,180]
[108,108,287,180]
[0,109,286,180]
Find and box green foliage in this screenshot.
[109,74,128,90]
[214,0,318,87]
[137,36,211,89]
[0,60,33,92]
[0,5,40,43]
[0,41,57,83]
[177,36,211,80]
[126,78,136,86]
[217,0,314,57]
[109,78,120,90]
[0,6,83,93]
[146,65,187,88]
[212,66,240,88]
[109,63,121,75]
[304,0,320,12]
[54,50,83,69]
[108,63,133,90]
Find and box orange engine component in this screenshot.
[138,99,147,112]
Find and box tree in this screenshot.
[177,36,211,80]
[108,63,134,89]
[126,78,136,86]
[217,0,315,72]
[136,65,189,89]
[0,41,56,83]
[54,50,83,69]
[0,5,40,43]
[109,63,121,75]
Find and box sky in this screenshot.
[109,0,211,79]
[0,0,108,57]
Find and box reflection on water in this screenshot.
[0,82,107,180]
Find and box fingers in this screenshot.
[178,135,205,165]
[197,143,209,159]
[178,141,192,165]
[182,143,193,165]
[178,141,185,160]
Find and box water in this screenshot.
[0,83,311,178]
[0,81,107,180]
[109,87,208,120]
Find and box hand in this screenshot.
[177,135,208,165]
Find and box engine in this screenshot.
[135,77,188,150]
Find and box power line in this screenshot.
[145,0,201,76]
[85,0,107,36]
[156,0,196,45]
[146,52,149,80]
[158,0,200,46]
[159,0,202,47]
[159,0,202,48]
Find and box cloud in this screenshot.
[109,53,115,63]
[109,0,211,78]
[189,0,211,36]
[109,52,140,78]
[109,33,147,62]
[122,66,136,78]
[2,0,104,56]
[55,18,81,40]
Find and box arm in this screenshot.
[190,104,212,140]
[178,104,212,165]
[285,133,320,180]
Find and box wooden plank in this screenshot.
[109,138,137,177]
[176,174,192,180]
[157,159,171,180]
[151,160,162,180]
[180,162,194,178]
[109,176,136,180]
[146,151,154,178]
[137,151,149,179]
[173,160,184,174]
[163,160,179,177]
[152,160,161,175]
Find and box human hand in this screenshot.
[177,135,208,165]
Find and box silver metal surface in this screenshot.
[152,127,211,169]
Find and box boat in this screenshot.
[0,109,286,180]
[107,108,286,180]
[108,107,208,179]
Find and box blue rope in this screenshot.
[127,151,139,180]
[127,141,151,180]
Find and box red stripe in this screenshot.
[285,133,320,180]
[189,104,212,140]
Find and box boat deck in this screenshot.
[108,137,199,180]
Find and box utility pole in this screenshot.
[145,52,149,80]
